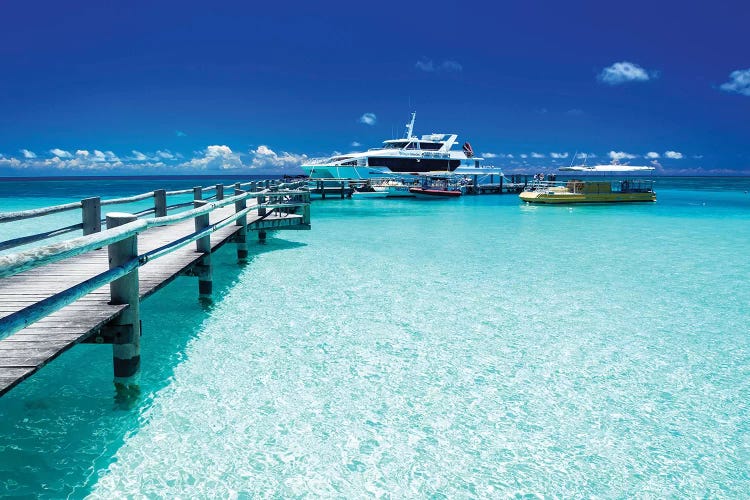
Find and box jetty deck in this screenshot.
[0,180,310,396]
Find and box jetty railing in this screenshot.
[0,178,310,395]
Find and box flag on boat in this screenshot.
[462,142,474,158]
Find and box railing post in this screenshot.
[194,201,212,299]
[234,182,248,262]
[154,189,167,217]
[250,181,256,193]
[216,184,224,201]
[81,197,101,235]
[106,212,141,392]
[265,179,270,190]
[340,181,345,199]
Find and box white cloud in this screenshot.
[609,151,637,161]
[440,60,462,72]
[248,145,308,170]
[359,113,376,126]
[646,151,660,159]
[664,150,683,159]
[415,58,462,72]
[415,59,435,72]
[483,153,498,158]
[181,145,243,170]
[50,148,72,158]
[531,152,545,158]
[719,69,750,96]
[131,150,148,161]
[575,152,597,159]
[550,152,569,159]
[156,150,175,160]
[520,154,528,159]
[351,141,361,147]
[598,61,655,85]
[76,149,90,157]
[20,149,37,159]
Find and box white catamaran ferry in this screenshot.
[301,113,500,179]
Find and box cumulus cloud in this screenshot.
[248,145,308,170]
[20,149,36,158]
[351,141,361,147]
[520,154,528,159]
[182,145,243,170]
[550,152,569,159]
[359,113,376,126]
[483,153,498,158]
[415,58,463,72]
[50,148,72,158]
[598,61,656,85]
[531,152,545,158]
[131,150,148,161]
[646,151,660,159]
[664,150,683,159]
[609,151,637,161]
[719,69,750,96]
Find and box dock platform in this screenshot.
[0,180,310,397]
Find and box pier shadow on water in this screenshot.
[0,234,306,498]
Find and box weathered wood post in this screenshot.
[250,181,256,193]
[340,181,345,199]
[303,192,311,225]
[154,189,167,217]
[320,180,326,200]
[193,187,212,298]
[216,184,224,201]
[234,182,248,262]
[81,197,101,235]
[257,192,267,243]
[265,179,271,190]
[106,212,141,390]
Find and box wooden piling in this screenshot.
[106,212,141,389]
[154,189,167,217]
[216,184,224,201]
[234,183,248,261]
[81,197,101,235]
[194,202,212,298]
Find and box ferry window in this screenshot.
[419,142,442,150]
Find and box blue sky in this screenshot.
[0,0,748,175]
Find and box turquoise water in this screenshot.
[1,177,749,497]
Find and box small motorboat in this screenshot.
[352,185,388,198]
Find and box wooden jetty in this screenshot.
[307,175,530,198]
[0,179,310,397]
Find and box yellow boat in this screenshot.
[519,165,656,204]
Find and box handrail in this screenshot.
[0,179,308,253]
[0,222,84,252]
[0,201,83,223]
[0,187,309,279]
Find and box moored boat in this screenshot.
[519,165,656,204]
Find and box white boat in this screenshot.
[301,113,500,180]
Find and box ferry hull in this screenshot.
[519,191,656,204]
